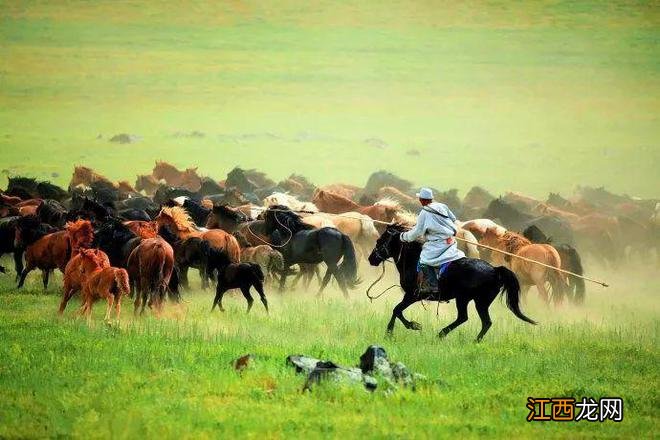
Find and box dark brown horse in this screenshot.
[126,237,176,315]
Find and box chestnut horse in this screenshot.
[127,237,175,315]
[312,190,400,226]
[156,206,240,262]
[123,220,159,239]
[135,174,162,195]
[481,227,567,305]
[16,218,94,289]
[152,161,202,192]
[69,166,115,189]
[61,248,110,314]
[78,249,131,322]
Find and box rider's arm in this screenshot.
[400,211,426,242]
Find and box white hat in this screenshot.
[416,187,434,199]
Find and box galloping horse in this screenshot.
[311,190,400,228]
[152,161,202,192]
[481,227,567,305]
[156,206,241,263]
[368,224,536,340]
[263,206,359,296]
[77,249,131,322]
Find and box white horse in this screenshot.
[263,192,318,213]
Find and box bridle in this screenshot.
[366,228,405,301]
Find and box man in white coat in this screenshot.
[400,187,465,294]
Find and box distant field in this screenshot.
[0,262,658,438]
[1,1,659,198]
[1,1,659,438]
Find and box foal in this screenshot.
[208,248,268,313]
[78,249,131,322]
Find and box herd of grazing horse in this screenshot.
[0,163,657,339]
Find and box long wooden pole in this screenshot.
[250,206,610,287]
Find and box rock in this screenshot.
[109,133,140,144]
[287,346,427,393]
[406,149,420,156]
[364,137,388,149]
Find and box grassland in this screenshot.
[1,1,659,197]
[0,261,658,438]
[1,1,659,438]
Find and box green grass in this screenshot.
[0,261,657,438]
[1,1,659,438]
[1,1,659,197]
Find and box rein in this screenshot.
[244,212,293,249]
[365,239,404,302]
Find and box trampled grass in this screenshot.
[0,260,657,438]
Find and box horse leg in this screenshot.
[104,295,115,321]
[13,249,24,283]
[534,280,551,306]
[316,267,333,295]
[387,296,420,334]
[140,291,148,316]
[17,264,33,289]
[115,296,122,321]
[240,286,254,313]
[474,299,493,342]
[438,299,469,339]
[133,292,142,316]
[254,281,269,313]
[59,288,77,315]
[212,287,228,312]
[279,270,288,293]
[333,270,349,298]
[41,270,50,290]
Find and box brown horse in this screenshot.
[152,161,202,192]
[124,220,159,239]
[16,218,94,289]
[317,184,360,200]
[481,227,566,305]
[240,245,285,284]
[61,248,110,314]
[126,237,175,315]
[312,190,400,226]
[69,166,115,189]
[78,249,131,322]
[135,174,162,195]
[156,206,240,262]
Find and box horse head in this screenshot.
[368,224,406,266]
[65,219,94,250]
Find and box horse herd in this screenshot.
[0,163,657,338]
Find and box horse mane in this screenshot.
[158,206,197,232]
[212,204,247,223]
[66,219,94,245]
[125,221,159,239]
[393,210,417,227]
[500,231,532,253]
[374,197,401,211]
[79,248,107,267]
[265,205,314,232]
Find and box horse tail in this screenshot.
[546,246,567,304]
[114,268,131,297]
[338,234,360,288]
[496,266,537,325]
[559,244,585,303]
[269,250,285,273]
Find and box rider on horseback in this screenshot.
[400,187,464,295]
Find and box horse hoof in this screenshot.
[438,332,447,339]
[409,321,422,331]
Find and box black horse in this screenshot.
[263,205,359,296]
[0,216,25,280]
[6,176,68,201]
[368,224,536,341]
[158,225,212,290]
[207,247,268,313]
